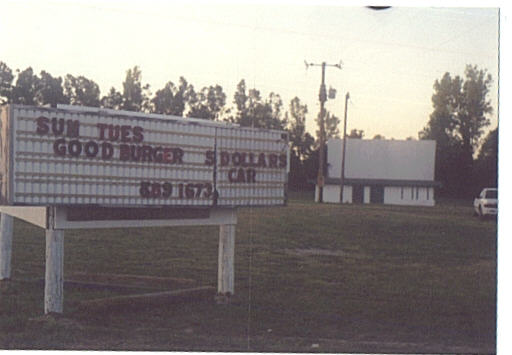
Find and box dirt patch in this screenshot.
[66,272,196,290]
[285,248,348,257]
[76,286,216,314]
[27,314,84,331]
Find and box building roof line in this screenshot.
[325,178,442,187]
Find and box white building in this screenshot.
[316,138,439,206]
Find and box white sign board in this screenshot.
[327,138,436,181]
[0,105,289,207]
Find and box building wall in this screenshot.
[319,184,435,206]
[327,138,436,182]
[383,186,435,206]
[363,186,370,204]
[319,185,352,203]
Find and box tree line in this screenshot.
[0,61,497,197]
[0,62,329,189]
[419,64,497,198]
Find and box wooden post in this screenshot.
[339,92,350,204]
[44,228,64,314]
[0,213,14,280]
[218,224,235,297]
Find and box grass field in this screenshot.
[0,192,497,353]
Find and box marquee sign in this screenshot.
[0,104,289,207]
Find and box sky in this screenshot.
[0,0,500,141]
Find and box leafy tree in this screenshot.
[11,67,40,105]
[152,77,194,116]
[187,84,226,120]
[287,97,315,190]
[101,87,123,110]
[316,111,340,140]
[373,134,385,140]
[302,147,324,189]
[266,92,287,130]
[311,111,339,180]
[325,112,340,139]
[419,65,493,197]
[230,79,249,125]
[348,129,364,139]
[36,71,68,107]
[121,66,151,112]
[152,82,175,114]
[64,74,101,107]
[288,97,312,159]
[0,61,14,104]
[228,79,286,129]
[460,66,493,149]
[473,127,498,192]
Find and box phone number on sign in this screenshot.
[140,181,213,199]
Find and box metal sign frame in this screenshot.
[1,104,289,208]
[0,207,237,314]
[0,104,289,315]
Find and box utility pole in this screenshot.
[339,92,350,204]
[305,60,342,203]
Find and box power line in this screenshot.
[7,1,496,59]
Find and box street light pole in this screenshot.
[305,60,342,203]
[339,92,350,204]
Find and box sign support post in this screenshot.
[44,227,64,314]
[217,224,235,298]
[0,104,289,314]
[0,213,14,280]
[0,206,240,314]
